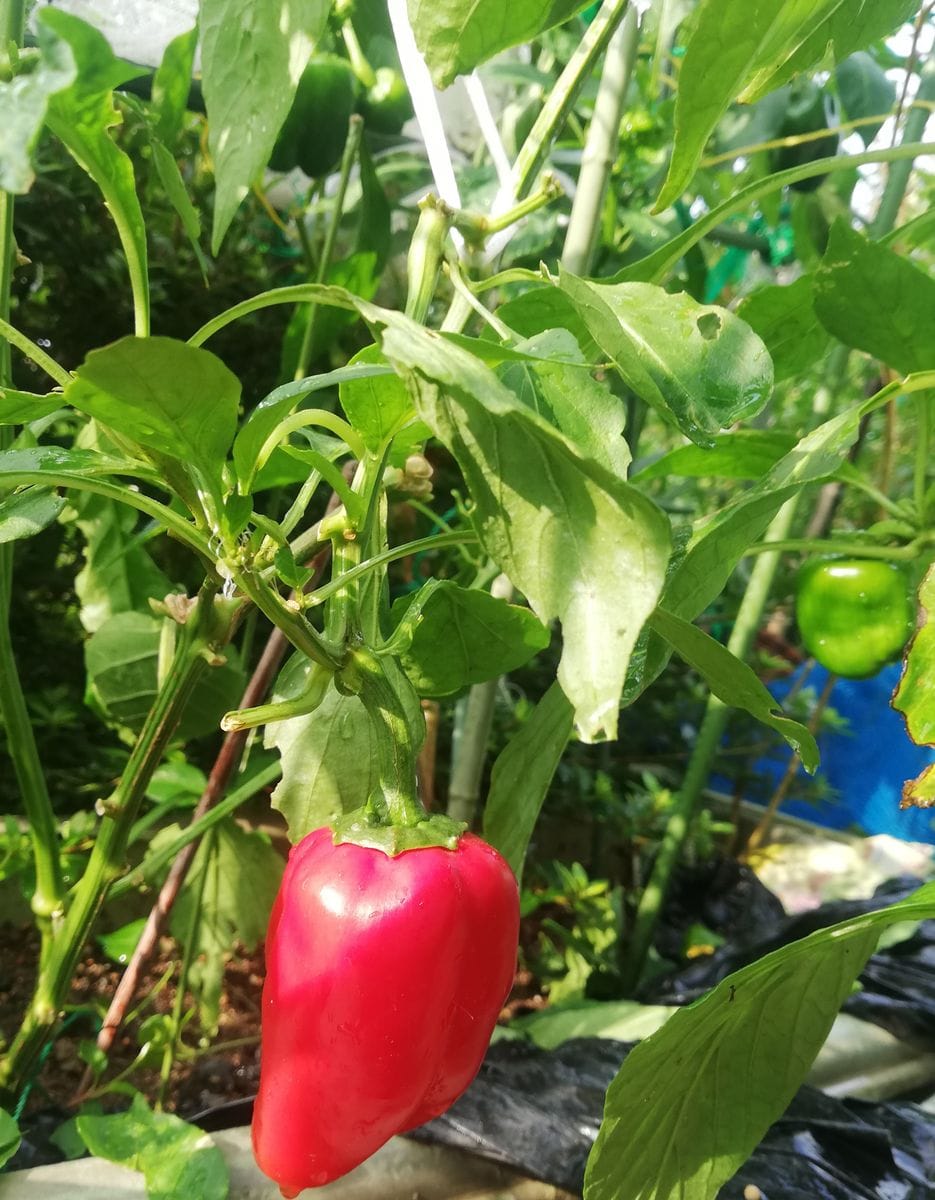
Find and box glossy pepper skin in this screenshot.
[796,558,914,679]
[252,827,519,1196]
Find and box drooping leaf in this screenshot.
[584,880,935,1200]
[151,24,198,146]
[0,1108,20,1170]
[650,608,818,771]
[814,219,935,373]
[339,345,413,452]
[85,611,244,740]
[835,51,896,146]
[379,314,671,742]
[149,140,207,278]
[200,0,328,252]
[408,0,591,88]
[0,487,66,545]
[66,337,240,489]
[560,274,773,447]
[655,0,918,210]
[633,430,796,483]
[735,276,830,382]
[500,329,631,476]
[39,9,149,328]
[391,581,550,697]
[77,1093,227,1200]
[483,682,574,880]
[894,565,935,809]
[0,17,76,193]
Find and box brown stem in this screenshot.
[417,699,440,810]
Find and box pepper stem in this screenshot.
[332,647,466,854]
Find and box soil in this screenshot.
[0,917,549,1136]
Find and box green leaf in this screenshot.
[649,608,819,771]
[0,445,149,483]
[391,581,550,698]
[0,1108,20,1170]
[267,655,423,840]
[483,682,574,880]
[201,0,328,252]
[0,487,66,544]
[379,315,671,742]
[339,345,413,452]
[735,276,830,382]
[496,286,601,360]
[234,360,390,488]
[655,0,918,210]
[85,611,244,740]
[559,274,773,447]
[97,917,146,965]
[408,0,590,88]
[66,337,241,488]
[170,819,282,1032]
[584,880,935,1200]
[513,998,673,1050]
[0,18,76,193]
[0,386,64,424]
[835,51,896,146]
[151,24,198,146]
[633,430,796,483]
[77,1093,227,1200]
[893,563,935,752]
[150,140,207,279]
[500,330,631,476]
[39,9,149,330]
[814,219,935,373]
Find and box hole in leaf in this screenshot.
[697,312,721,341]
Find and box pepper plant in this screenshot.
[1,1,935,1198]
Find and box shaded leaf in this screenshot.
[151,24,198,146]
[0,1108,20,1170]
[835,51,896,146]
[633,430,796,483]
[584,880,935,1200]
[77,1093,227,1200]
[0,487,66,544]
[814,219,935,373]
[735,276,830,382]
[201,0,328,251]
[483,682,574,880]
[408,0,590,88]
[392,581,550,697]
[560,274,773,446]
[339,345,413,452]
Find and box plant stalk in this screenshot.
[0,0,64,964]
[0,585,225,1101]
[869,54,935,239]
[513,0,631,199]
[561,7,639,275]
[293,114,363,380]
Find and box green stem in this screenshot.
[109,761,282,901]
[869,55,935,239]
[743,536,934,561]
[0,321,71,392]
[339,647,424,827]
[0,585,225,1100]
[305,529,478,610]
[560,7,639,275]
[0,0,63,967]
[513,0,631,199]
[294,115,363,380]
[232,567,342,670]
[221,661,330,731]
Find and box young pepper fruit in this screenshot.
[252,825,520,1196]
[796,558,914,679]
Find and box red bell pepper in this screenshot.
[252,826,520,1195]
